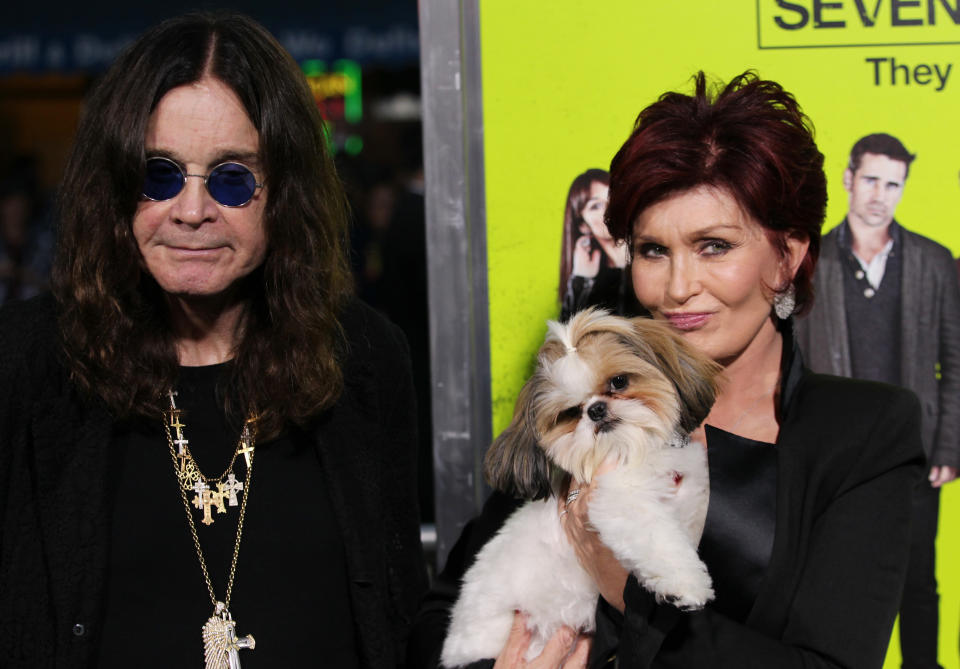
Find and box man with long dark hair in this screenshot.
[0,13,426,668]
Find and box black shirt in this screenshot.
[836,219,903,386]
[97,363,359,667]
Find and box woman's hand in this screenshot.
[571,235,601,278]
[493,612,590,669]
[559,463,629,613]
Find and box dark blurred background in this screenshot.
[0,1,434,529]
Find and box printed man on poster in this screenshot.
[797,133,960,668]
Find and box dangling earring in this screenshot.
[773,284,796,320]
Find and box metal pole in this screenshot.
[418,0,491,569]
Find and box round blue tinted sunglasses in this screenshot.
[142,157,263,207]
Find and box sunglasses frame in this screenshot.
[142,156,264,208]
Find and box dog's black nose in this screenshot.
[587,401,607,422]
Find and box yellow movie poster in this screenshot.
[479,1,960,665]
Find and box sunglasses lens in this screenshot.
[208,163,258,207]
[142,158,185,201]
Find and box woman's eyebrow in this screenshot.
[633,223,740,242]
[687,223,741,238]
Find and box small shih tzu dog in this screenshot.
[441,309,723,667]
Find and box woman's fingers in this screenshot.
[561,474,629,612]
[572,239,601,278]
[493,612,532,668]
[561,635,592,669]
[587,249,601,274]
[494,613,584,669]
[527,626,577,669]
[561,477,590,528]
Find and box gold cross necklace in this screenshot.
[163,390,257,668]
[167,391,247,525]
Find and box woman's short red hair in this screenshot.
[606,71,826,316]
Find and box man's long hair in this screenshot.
[51,12,352,438]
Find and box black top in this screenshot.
[98,363,359,668]
[698,426,777,622]
[837,220,903,387]
[0,294,427,669]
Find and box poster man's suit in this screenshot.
[797,220,960,668]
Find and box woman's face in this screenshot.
[631,185,805,365]
[579,180,611,240]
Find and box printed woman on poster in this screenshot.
[558,168,640,320]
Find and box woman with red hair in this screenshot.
[412,72,922,668]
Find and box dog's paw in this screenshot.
[646,563,714,611]
[662,586,714,611]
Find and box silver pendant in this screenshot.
[202,602,255,669]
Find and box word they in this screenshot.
[866,57,952,90]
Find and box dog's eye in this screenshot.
[559,405,581,422]
[609,375,629,391]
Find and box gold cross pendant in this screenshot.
[192,482,226,525]
[236,431,255,468]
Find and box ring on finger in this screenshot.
[566,489,581,504]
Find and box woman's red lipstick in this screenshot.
[664,312,711,331]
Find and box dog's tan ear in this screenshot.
[483,380,552,501]
[629,319,724,433]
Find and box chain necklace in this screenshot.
[163,390,257,669]
[167,391,252,525]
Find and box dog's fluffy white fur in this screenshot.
[441,310,722,667]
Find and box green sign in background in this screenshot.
[480,2,960,665]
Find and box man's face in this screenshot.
[133,76,268,301]
[843,152,907,230]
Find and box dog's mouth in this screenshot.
[594,418,620,434]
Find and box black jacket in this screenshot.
[0,294,427,668]
[409,346,924,668]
